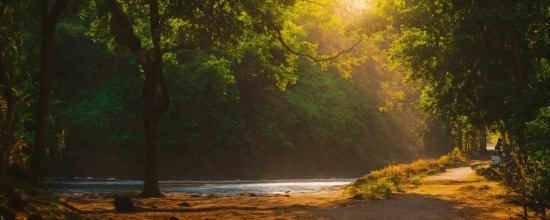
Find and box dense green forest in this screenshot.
[0,0,548,209]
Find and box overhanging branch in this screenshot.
[257,8,362,62]
[275,28,362,62]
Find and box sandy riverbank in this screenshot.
[53,163,530,220]
[7,161,535,219]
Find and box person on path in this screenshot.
[495,138,504,160]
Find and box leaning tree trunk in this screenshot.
[31,0,69,178]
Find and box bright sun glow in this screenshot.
[343,0,371,12]
[335,0,371,18]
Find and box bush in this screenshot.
[502,106,550,218]
[438,147,467,165]
[361,178,394,199]
[410,175,422,185]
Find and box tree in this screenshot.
[100,0,309,196]
[31,0,69,178]
[362,0,550,215]
[0,43,16,178]
[0,0,16,175]
[362,0,550,140]
[1,0,40,182]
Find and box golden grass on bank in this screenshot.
[345,148,468,198]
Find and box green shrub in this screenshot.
[410,175,422,185]
[439,147,467,165]
[363,178,393,198]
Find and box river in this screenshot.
[45,177,356,195]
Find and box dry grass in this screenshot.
[345,148,467,198]
[408,166,532,219]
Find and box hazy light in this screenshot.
[334,0,371,19]
[343,0,371,13]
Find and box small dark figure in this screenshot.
[114,196,135,212]
[495,138,504,159]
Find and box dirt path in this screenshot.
[56,160,529,220]
[304,161,525,220]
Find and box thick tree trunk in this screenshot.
[31,29,53,178]
[31,0,68,178]
[0,52,16,171]
[140,0,169,197]
[107,0,167,197]
[140,66,161,196]
[140,0,161,196]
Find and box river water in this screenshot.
[45,177,356,195]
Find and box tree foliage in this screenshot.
[0,0,40,183]
[361,0,550,215]
[1,0,453,202]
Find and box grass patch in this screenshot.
[345,148,468,199]
[20,182,61,207]
[358,178,394,199]
[409,175,422,185]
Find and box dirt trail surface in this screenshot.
[56,160,528,220]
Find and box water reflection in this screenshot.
[45,177,355,195]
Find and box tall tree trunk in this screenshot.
[480,129,486,153]
[141,0,169,197]
[107,0,168,197]
[456,122,464,150]
[472,131,477,152]
[31,0,69,178]
[0,52,16,172]
[141,66,161,196]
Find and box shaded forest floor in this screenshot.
[6,153,538,219]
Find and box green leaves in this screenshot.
[65,75,142,139]
[366,0,550,212]
[371,0,550,131]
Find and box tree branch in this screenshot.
[48,0,70,27]
[275,28,362,62]
[149,0,170,120]
[256,8,362,62]
[107,0,151,72]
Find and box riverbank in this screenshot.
[55,161,528,220]
[2,158,534,219]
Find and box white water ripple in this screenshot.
[45,177,356,195]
